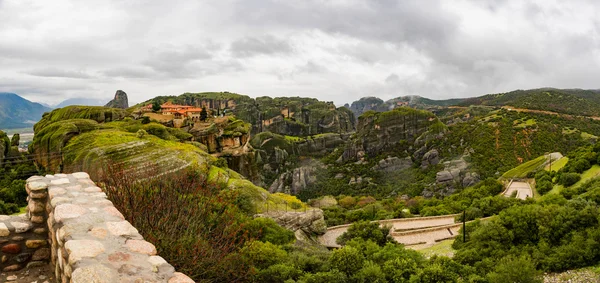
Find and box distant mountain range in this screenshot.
[346,88,600,118]
[0,94,110,130]
[54,98,108,108]
[3,87,600,130]
[0,93,52,129]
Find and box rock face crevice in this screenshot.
[105,90,129,109]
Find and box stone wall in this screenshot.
[0,175,53,272]
[1,172,195,283]
[0,215,49,272]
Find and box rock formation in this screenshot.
[257,209,327,243]
[269,160,325,195]
[105,90,129,109]
[421,149,440,168]
[371,156,413,172]
[342,107,446,161]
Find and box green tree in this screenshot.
[152,101,161,112]
[558,172,581,187]
[383,257,418,283]
[240,241,287,270]
[10,134,19,147]
[329,246,364,276]
[409,263,458,283]
[353,260,387,283]
[336,220,394,246]
[298,270,347,283]
[200,107,208,121]
[487,255,541,283]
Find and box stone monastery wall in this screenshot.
[0,172,194,283]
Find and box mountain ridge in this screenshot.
[0,92,51,129]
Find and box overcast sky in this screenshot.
[1,0,599,106]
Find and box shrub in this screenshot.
[329,246,364,276]
[99,164,256,282]
[246,217,295,245]
[240,241,287,270]
[136,129,147,138]
[536,180,553,195]
[338,196,357,209]
[487,255,541,283]
[559,173,581,187]
[353,260,386,283]
[336,221,394,247]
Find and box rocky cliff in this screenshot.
[105,90,129,109]
[346,96,386,120]
[342,107,447,161]
[251,132,350,189]
[138,92,355,137]
[30,106,325,242]
[269,159,325,195]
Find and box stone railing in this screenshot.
[1,172,194,282]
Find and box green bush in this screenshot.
[246,217,295,245]
[559,172,581,187]
[336,221,394,247]
[487,255,541,283]
[329,246,364,276]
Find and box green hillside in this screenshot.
[460,88,600,116]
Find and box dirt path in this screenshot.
[0,264,54,282]
[502,105,600,121]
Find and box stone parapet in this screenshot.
[6,172,196,283]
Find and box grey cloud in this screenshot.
[2,0,600,106]
[230,35,293,57]
[385,74,400,84]
[26,68,93,79]
[102,67,157,79]
[233,0,459,48]
[142,45,217,78]
[296,61,327,73]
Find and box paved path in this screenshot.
[503,181,532,199]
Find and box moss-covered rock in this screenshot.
[31,119,102,170]
[34,106,129,133]
[31,106,310,218]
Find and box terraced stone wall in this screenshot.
[2,172,194,282]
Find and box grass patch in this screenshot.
[514,118,536,128]
[572,165,600,188]
[10,206,27,215]
[581,131,598,141]
[546,157,568,171]
[546,165,600,196]
[562,127,578,135]
[417,239,456,258]
[502,155,547,179]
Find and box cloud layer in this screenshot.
[1,0,599,105]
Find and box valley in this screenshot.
[2,88,600,282]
